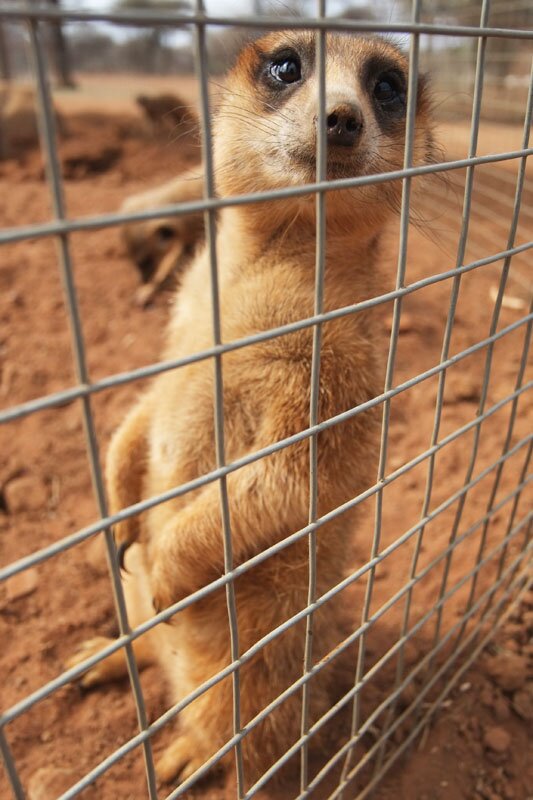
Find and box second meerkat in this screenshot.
[69,31,435,789]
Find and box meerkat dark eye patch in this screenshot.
[361,55,407,131]
[373,71,406,113]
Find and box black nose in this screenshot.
[326,104,363,148]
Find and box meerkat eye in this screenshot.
[374,73,405,111]
[157,225,176,242]
[269,56,301,84]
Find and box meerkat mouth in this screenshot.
[291,147,368,181]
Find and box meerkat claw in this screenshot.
[116,538,131,574]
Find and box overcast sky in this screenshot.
[64,0,361,17]
[61,0,369,44]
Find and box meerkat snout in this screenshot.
[324,102,364,148]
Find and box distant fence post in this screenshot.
[0,22,10,80]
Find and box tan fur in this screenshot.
[120,167,204,305]
[68,32,435,790]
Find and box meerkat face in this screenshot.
[214,32,434,224]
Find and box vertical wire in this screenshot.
[453,224,531,643]
[336,1,422,792]
[493,435,533,590]
[429,42,531,664]
[193,3,244,796]
[0,730,25,800]
[384,0,492,740]
[349,565,532,800]
[300,2,327,792]
[491,443,532,602]
[450,59,533,642]
[27,21,158,800]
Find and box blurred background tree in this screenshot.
[46,0,75,88]
[114,0,192,73]
[0,22,10,80]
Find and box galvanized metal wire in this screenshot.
[193,0,245,794]
[0,3,531,800]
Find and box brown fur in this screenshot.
[68,32,436,791]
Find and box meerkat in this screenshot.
[68,31,435,790]
[120,167,205,306]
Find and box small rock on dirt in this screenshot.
[512,686,533,721]
[493,694,511,722]
[3,474,48,513]
[522,611,533,631]
[484,652,527,692]
[445,373,481,404]
[6,568,38,602]
[483,726,511,753]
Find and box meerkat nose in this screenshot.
[324,103,363,148]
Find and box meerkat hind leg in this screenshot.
[64,634,152,688]
[66,547,156,687]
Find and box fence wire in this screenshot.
[0,2,531,800]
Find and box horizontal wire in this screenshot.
[0,7,530,800]
[2,238,531,427]
[1,149,532,249]
[167,488,530,799]
[0,6,532,38]
[240,536,533,800]
[52,506,532,800]
[2,429,529,735]
[168,505,532,800]
[1,317,531,590]
[300,546,532,800]
[335,565,533,800]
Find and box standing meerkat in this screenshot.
[68,31,435,790]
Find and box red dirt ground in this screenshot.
[0,94,531,800]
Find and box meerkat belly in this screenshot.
[144,354,260,530]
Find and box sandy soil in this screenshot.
[0,91,531,800]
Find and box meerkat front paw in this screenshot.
[150,563,185,616]
[149,527,192,614]
[64,636,128,688]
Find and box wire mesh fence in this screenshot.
[0,1,531,799]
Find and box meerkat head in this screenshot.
[214,31,435,231]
